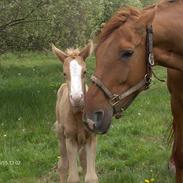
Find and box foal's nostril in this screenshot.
[70,93,84,105]
[80,94,84,100]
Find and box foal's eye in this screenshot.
[120,50,134,60]
[83,71,87,75]
[63,73,66,77]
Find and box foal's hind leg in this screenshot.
[57,128,68,183]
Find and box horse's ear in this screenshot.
[135,8,155,34]
[52,44,67,63]
[79,40,95,61]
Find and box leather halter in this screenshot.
[91,25,154,119]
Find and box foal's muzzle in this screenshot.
[70,94,84,107]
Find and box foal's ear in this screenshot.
[79,40,95,61]
[135,8,155,34]
[52,44,67,63]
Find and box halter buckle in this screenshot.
[144,74,152,89]
[110,94,120,106]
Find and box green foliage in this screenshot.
[141,0,158,6]
[0,0,147,52]
[0,53,174,182]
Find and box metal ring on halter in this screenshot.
[149,53,154,66]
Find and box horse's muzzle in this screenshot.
[83,109,112,134]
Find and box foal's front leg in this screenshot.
[79,147,87,174]
[66,137,80,183]
[85,136,98,183]
[57,128,68,183]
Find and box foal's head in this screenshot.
[84,7,155,134]
[52,42,93,108]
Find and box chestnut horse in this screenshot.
[84,0,183,182]
[52,43,98,183]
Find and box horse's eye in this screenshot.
[83,71,87,75]
[63,73,66,77]
[120,50,134,60]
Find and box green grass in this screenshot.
[0,52,174,183]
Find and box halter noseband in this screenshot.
[91,25,154,119]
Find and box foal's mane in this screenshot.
[66,48,80,58]
[97,7,140,46]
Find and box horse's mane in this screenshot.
[143,4,156,10]
[66,48,80,57]
[97,7,140,46]
[97,0,179,46]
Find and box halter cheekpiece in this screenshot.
[91,25,154,119]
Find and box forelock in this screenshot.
[66,48,80,58]
[97,7,140,47]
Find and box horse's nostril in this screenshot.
[94,110,104,123]
[83,109,111,134]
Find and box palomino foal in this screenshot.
[52,43,98,183]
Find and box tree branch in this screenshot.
[0,0,49,31]
[8,19,50,27]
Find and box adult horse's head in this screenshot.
[84,7,155,134]
[52,42,93,109]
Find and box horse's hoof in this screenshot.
[168,161,176,174]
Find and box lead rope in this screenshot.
[145,25,154,88]
[146,25,166,84]
[152,70,166,82]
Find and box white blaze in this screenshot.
[70,60,83,99]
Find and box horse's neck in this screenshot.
[153,1,183,72]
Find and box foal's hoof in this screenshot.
[168,160,176,174]
[67,181,80,183]
[85,178,99,183]
[85,180,99,183]
[67,176,80,183]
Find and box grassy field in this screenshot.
[0,52,174,183]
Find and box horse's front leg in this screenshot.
[66,137,80,183]
[85,135,98,183]
[171,96,183,183]
[168,135,176,174]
